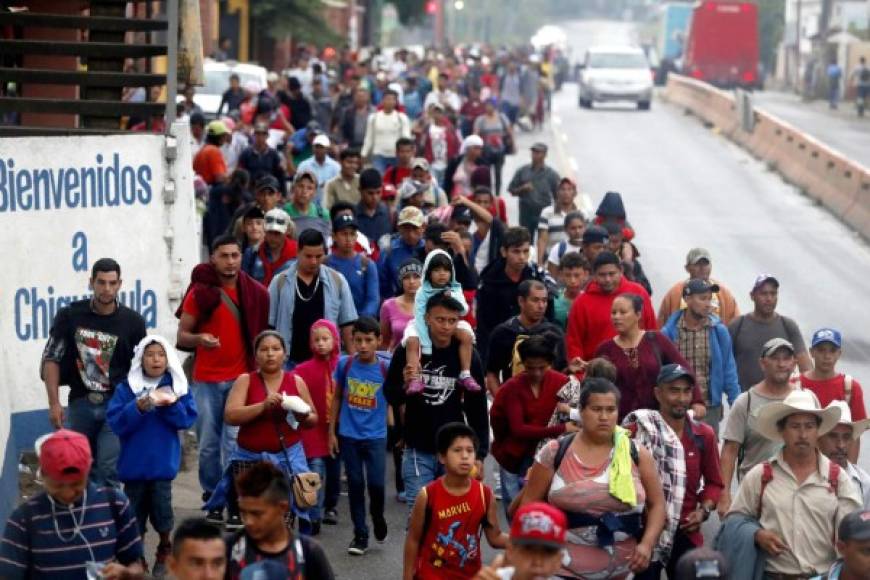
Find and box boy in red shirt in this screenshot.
[799,328,866,462]
[404,423,507,580]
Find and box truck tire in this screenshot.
[637,100,651,111]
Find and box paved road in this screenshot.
[752,89,870,168]
[147,19,870,577]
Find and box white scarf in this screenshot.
[126,335,189,397]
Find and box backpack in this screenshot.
[757,460,841,520]
[337,353,389,389]
[227,529,305,579]
[552,432,639,473]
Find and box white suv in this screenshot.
[578,46,654,110]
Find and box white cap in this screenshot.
[313,134,331,148]
[264,208,290,234]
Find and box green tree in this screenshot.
[757,0,785,72]
[251,0,340,45]
[390,0,429,25]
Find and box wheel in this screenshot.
[637,100,651,111]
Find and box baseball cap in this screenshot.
[657,363,696,385]
[451,205,473,224]
[398,258,423,280]
[397,206,425,228]
[430,101,446,111]
[255,175,280,193]
[359,168,382,190]
[37,429,92,483]
[332,214,358,232]
[399,180,427,201]
[206,120,228,136]
[253,122,270,134]
[411,157,431,171]
[682,278,720,298]
[839,509,870,541]
[686,248,712,265]
[264,208,290,234]
[531,142,548,152]
[674,547,728,579]
[294,168,318,186]
[811,328,842,349]
[510,502,567,549]
[582,225,609,245]
[761,337,795,358]
[313,134,331,148]
[752,274,780,292]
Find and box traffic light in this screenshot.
[425,0,438,15]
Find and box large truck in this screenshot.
[682,0,760,89]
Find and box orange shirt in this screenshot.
[182,286,248,383]
[193,144,227,185]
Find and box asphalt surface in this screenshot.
[145,19,870,578]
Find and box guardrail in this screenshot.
[662,74,870,240]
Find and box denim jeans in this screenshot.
[401,447,443,522]
[498,456,534,520]
[192,380,238,495]
[372,155,397,175]
[124,480,174,535]
[305,455,342,523]
[340,436,386,539]
[67,396,120,487]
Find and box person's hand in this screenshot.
[441,231,464,254]
[628,541,652,573]
[136,396,152,413]
[755,529,789,557]
[568,357,587,374]
[451,196,468,206]
[557,402,572,415]
[263,392,284,410]
[472,554,506,580]
[403,364,420,384]
[681,507,706,533]
[716,492,731,520]
[101,561,142,580]
[473,459,485,481]
[329,432,340,457]
[394,438,405,451]
[49,402,64,429]
[199,333,221,350]
[564,422,580,433]
[691,404,707,419]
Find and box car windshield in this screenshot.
[588,53,648,69]
[201,69,262,96]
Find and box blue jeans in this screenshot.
[500,101,520,125]
[372,155,397,175]
[124,480,174,535]
[340,436,386,539]
[498,455,534,520]
[67,396,120,487]
[192,380,238,496]
[305,455,341,523]
[401,447,443,522]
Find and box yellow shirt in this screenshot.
[729,450,861,576]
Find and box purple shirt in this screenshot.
[380,297,414,350]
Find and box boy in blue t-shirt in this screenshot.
[329,317,390,556]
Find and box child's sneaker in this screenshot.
[152,541,171,578]
[348,535,368,555]
[457,374,481,392]
[406,378,426,395]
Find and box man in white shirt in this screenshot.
[423,72,462,114]
[361,89,411,174]
[296,134,341,205]
[819,400,870,508]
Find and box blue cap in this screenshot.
[811,328,842,349]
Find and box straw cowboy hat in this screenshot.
[756,389,841,442]
[825,400,870,440]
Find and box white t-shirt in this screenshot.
[547,240,583,267]
[429,124,449,170]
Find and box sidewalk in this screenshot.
[752,90,870,167]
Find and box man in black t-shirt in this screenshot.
[385,292,489,520]
[41,258,147,486]
[226,462,334,580]
[486,280,565,394]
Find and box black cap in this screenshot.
[359,168,382,190]
[839,509,870,541]
[332,214,358,232]
[682,278,720,298]
[189,112,206,127]
[243,206,265,220]
[451,206,473,223]
[657,363,696,385]
[255,175,280,193]
[582,225,609,245]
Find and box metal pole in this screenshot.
[794,0,802,93]
[165,0,179,128]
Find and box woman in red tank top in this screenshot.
[223,331,318,523]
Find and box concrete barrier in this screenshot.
[663,74,870,241]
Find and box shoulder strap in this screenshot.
[379,359,388,381]
[758,461,774,517]
[479,480,494,529]
[339,356,355,389]
[645,331,663,368]
[844,375,853,403]
[829,461,841,496]
[558,240,567,258]
[629,439,639,466]
[419,485,434,543]
[553,432,577,472]
[733,315,746,344]
[219,289,243,326]
[292,536,306,579]
[328,266,343,290]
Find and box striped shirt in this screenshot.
[0,484,143,579]
[537,203,580,251]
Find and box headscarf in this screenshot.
[126,335,189,397]
[309,319,341,371]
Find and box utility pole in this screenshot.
[794,0,802,93]
[435,0,445,49]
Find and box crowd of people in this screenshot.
[2,43,870,580]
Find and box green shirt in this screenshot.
[284,202,330,220]
[554,291,573,330]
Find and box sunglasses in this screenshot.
[265,216,287,225]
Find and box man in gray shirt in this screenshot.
[727,274,811,391]
[507,143,560,240]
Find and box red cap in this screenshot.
[38,429,92,482]
[510,502,567,549]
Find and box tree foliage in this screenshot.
[251,0,341,45]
